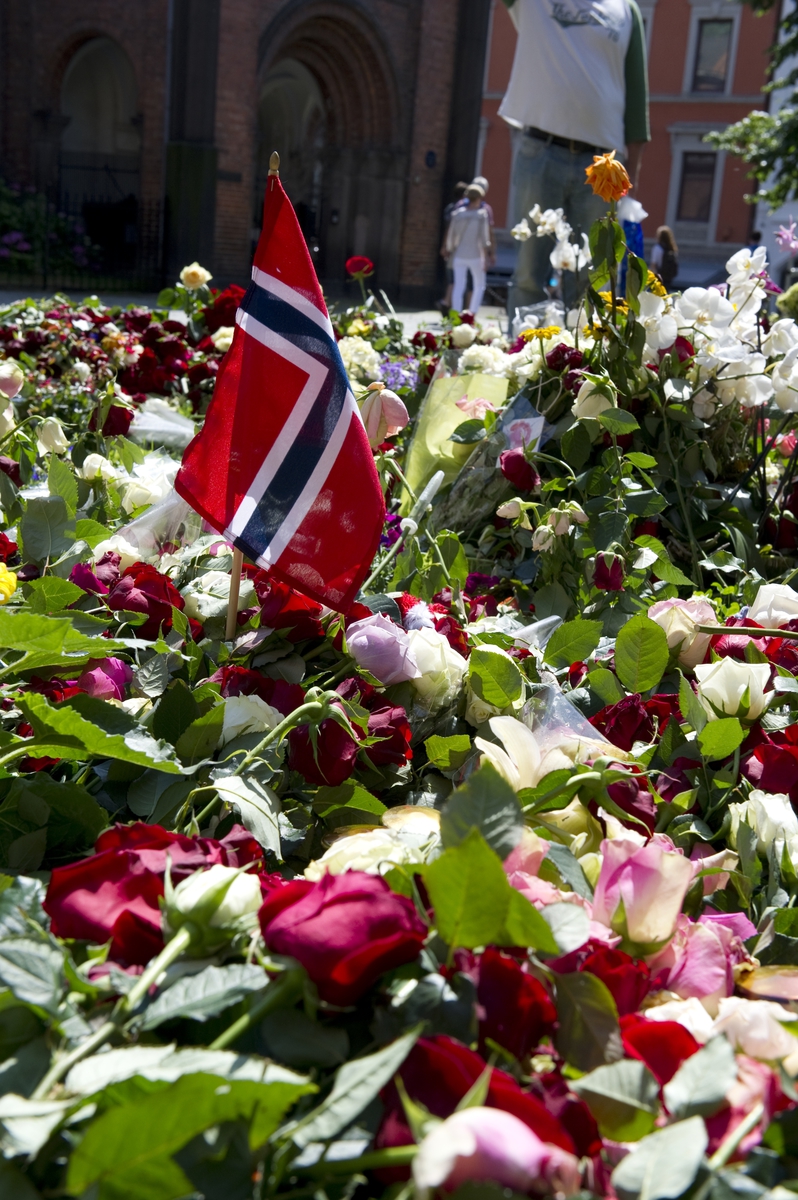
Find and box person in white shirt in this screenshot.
[445,184,495,314]
[500,0,650,313]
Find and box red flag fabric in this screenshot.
[175,177,385,611]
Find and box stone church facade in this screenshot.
[0,0,491,300]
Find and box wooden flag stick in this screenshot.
[225,547,244,642]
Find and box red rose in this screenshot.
[0,532,18,564]
[579,946,651,1016]
[376,1036,574,1157]
[254,572,324,642]
[499,448,540,493]
[590,694,652,751]
[412,330,438,352]
[187,359,219,386]
[594,552,624,591]
[658,336,694,364]
[88,404,134,437]
[210,664,305,716]
[119,345,174,394]
[0,456,21,487]
[345,256,375,279]
[545,343,584,372]
[288,710,360,786]
[476,947,557,1060]
[529,1069,603,1160]
[600,766,658,834]
[43,822,263,966]
[106,562,185,640]
[655,755,700,804]
[336,678,412,768]
[258,871,426,1006]
[204,284,246,333]
[620,1013,699,1085]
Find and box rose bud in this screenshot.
[592,836,695,954]
[164,863,262,953]
[593,552,624,591]
[36,417,69,455]
[412,1107,581,1196]
[694,658,772,723]
[0,359,24,399]
[360,383,409,449]
[499,448,540,492]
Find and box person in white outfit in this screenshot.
[445,184,494,315]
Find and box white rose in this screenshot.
[713,997,798,1060]
[647,597,716,669]
[406,627,468,710]
[451,323,477,348]
[220,694,282,746]
[169,864,261,929]
[181,569,255,623]
[73,361,91,383]
[305,828,427,881]
[80,452,117,481]
[730,789,798,855]
[179,261,212,289]
[748,582,798,628]
[572,379,617,420]
[474,715,542,791]
[496,499,522,519]
[642,997,715,1044]
[93,535,140,571]
[211,326,235,352]
[37,417,69,456]
[532,525,556,552]
[0,405,15,438]
[0,360,24,399]
[547,509,571,536]
[694,658,771,721]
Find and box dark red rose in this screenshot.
[742,736,798,803]
[563,369,584,393]
[434,614,471,657]
[602,765,658,834]
[376,1036,575,1158]
[569,661,588,688]
[25,675,84,703]
[412,330,438,352]
[203,284,246,333]
[258,871,426,1006]
[710,616,767,662]
[106,562,185,640]
[94,551,122,589]
[658,336,694,364]
[70,561,108,596]
[529,1069,603,1160]
[287,709,360,786]
[43,822,263,966]
[594,552,624,591]
[655,755,699,804]
[88,404,134,437]
[620,1013,699,1085]
[476,947,557,1060]
[122,307,152,334]
[465,573,500,595]
[335,676,412,769]
[254,573,324,642]
[118,345,174,394]
[545,343,584,372]
[0,457,21,487]
[0,532,18,564]
[580,947,651,1016]
[345,256,374,278]
[590,694,652,752]
[210,664,305,716]
[499,448,540,493]
[187,359,219,386]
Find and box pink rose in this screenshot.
[649,910,757,1011]
[76,657,133,701]
[412,1106,581,1195]
[648,597,716,669]
[345,613,420,685]
[592,835,694,952]
[360,386,409,448]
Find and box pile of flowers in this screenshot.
[4,157,798,1200]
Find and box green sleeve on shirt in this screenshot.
[625,0,650,144]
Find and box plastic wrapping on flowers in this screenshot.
[5,218,798,1200]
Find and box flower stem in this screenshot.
[707,1101,764,1171]
[660,402,701,586]
[31,925,194,1099]
[232,701,325,776]
[299,1145,417,1177]
[209,966,305,1050]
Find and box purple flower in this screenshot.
[76,657,133,702]
[345,613,421,685]
[379,357,419,392]
[465,572,499,595]
[380,513,402,549]
[776,219,798,255]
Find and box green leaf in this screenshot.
[0,939,63,1016]
[573,1059,659,1141]
[259,1008,349,1068]
[614,614,668,693]
[543,618,603,669]
[152,680,200,744]
[430,531,469,592]
[212,775,281,856]
[424,734,472,771]
[133,654,171,699]
[540,901,591,953]
[440,762,523,859]
[697,717,744,761]
[25,576,84,615]
[598,408,640,436]
[612,1116,708,1200]
[66,1072,316,1200]
[139,965,268,1030]
[468,645,523,709]
[561,422,593,471]
[543,842,594,899]
[663,1035,737,1119]
[19,496,74,564]
[0,775,106,864]
[47,455,78,516]
[586,667,625,705]
[17,692,182,773]
[174,705,225,765]
[555,971,621,1072]
[0,1159,43,1199]
[425,828,558,953]
[449,419,487,444]
[0,609,127,679]
[313,781,387,817]
[291,1027,420,1149]
[74,518,109,549]
[626,452,657,469]
[678,672,707,733]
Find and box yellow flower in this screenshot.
[0,565,17,604]
[585,150,630,202]
[648,276,668,297]
[597,292,629,314]
[348,318,371,336]
[179,261,212,290]
[529,325,562,339]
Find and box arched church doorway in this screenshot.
[257,4,406,291]
[59,37,141,268]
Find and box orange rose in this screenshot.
[585,150,631,202]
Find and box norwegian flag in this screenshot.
[175,177,385,611]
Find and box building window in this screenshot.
[677,152,717,222]
[692,19,733,92]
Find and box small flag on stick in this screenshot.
[175,152,385,614]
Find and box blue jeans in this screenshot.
[508,134,608,314]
